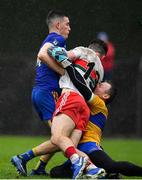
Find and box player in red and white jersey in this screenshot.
[10,40,108,179]
[47,40,108,178]
[59,47,103,95]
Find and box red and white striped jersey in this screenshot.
[59,47,104,94]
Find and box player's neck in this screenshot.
[49,28,60,35]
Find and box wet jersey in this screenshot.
[72,47,104,83]
[59,47,104,94]
[80,95,108,145]
[34,32,66,91]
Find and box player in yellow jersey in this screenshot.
[11,42,142,178]
[50,82,142,179]
[48,44,142,178]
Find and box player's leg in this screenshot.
[11,140,58,176]
[70,130,106,179]
[51,114,88,179]
[89,149,142,177]
[29,140,58,176]
[30,154,53,176]
[49,129,89,179]
[51,113,76,150]
[50,160,72,178]
[30,88,56,175]
[50,91,91,179]
[50,131,105,179]
[50,128,88,179]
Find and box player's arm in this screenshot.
[37,42,65,75]
[66,64,96,103]
[47,46,95,103]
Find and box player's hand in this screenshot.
[48,46,68,62]
[47,46,72,68]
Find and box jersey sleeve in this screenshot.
[88,95,108,117]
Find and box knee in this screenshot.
[51,135,58,145]
[51,135,62,146]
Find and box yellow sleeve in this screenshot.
[88,94,108,116]
[88,94,99,106]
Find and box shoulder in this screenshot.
[73,47,97,61]
[89,95,108,117]
[42,33,66,47]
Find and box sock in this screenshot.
[65,146,79,164]
[34,159,47,171]
[19,150,35,162]
[86,159,98,171]
[65,146,77,159]
[70,154,80,164]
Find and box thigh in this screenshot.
[51,113,75,137]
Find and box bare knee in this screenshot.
[51,134,61,146]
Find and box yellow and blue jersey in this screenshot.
[78,95,108,154]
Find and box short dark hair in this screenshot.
[105,81,117,104]
[88,39,108,56]
[46,10,69,27]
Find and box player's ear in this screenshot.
[103,93,110,100]
[55,21,60,30]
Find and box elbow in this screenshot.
[37,52,48,64]
[37,52,44,60]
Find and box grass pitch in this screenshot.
[0,135,142,179]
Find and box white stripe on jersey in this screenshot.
[54,91,70,115]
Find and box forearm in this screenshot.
[38,43,65,75]
[66,65,93,101]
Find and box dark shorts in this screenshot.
[78,141,102,154]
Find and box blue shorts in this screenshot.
[32,87,58,121]
[78,142,102,155]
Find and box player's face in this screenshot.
[59,17,71,39]
[94,82,111,98]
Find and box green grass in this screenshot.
[0,135,142,179]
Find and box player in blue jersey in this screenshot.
[31,9,71,175]
[33,9,70,126]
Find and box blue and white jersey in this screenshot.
[34,32,66,92]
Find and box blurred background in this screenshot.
[0,0,142,137]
